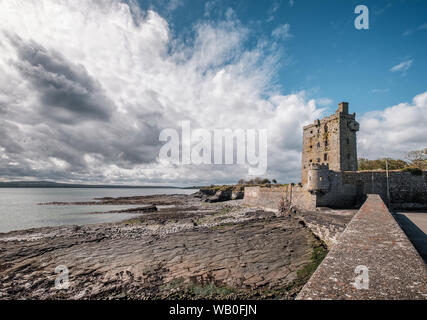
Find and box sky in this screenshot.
[0,0,426,186]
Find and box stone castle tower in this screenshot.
[301,102,359,185]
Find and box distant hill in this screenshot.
[0,181,186,189]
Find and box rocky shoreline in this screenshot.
[0,192,329,300]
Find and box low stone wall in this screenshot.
[286,185,316,211]
[297,194,427,300]
[244,185,316,212]
[243,186,285,212]
[295,210,352,248]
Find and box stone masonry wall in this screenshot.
[296,211,350,248]
[315,171,360,208]
[343,170,427,208]
[285,185,316,211]
[243,186,285,212]
[244,185,317,212]
[316,170,427,209]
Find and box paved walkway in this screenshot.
[297,194,427,300]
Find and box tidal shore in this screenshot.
[0,193,328,300]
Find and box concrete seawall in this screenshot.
[297,194,427,299]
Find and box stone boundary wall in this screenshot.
[297,194,427,300]
[296,212,348,248]
[344,170,427,209]
[316,170,427,209]
[286,185,316,211]
[243,185,317,212]
[243,186,284,212]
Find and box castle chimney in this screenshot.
[338,102,349,114]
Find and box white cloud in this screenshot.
[266,1,280,22]
[358,92,427,159]
[0,0,322,185]
[390,59,413,72]
[272,24,292,39]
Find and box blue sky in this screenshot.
[138,0,427,115]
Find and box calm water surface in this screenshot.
[0,188,197,233]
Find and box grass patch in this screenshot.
[296,244,327,282]
[266,244,328,299]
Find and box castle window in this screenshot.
[310,145,312,149]
[317,158,320,163]
[310,130,313,134]
[309,159,313,163]
[347,153,350,159]
[346,138,350,145]
[324,153,327,161]
[324,124,328,132]
[325,140,328,147]
[317,142,320,149]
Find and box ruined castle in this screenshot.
[244,102,427,211]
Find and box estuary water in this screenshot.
[0,188,197,233]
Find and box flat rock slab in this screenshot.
[297,194,427,300]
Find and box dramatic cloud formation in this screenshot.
[0,0,323,185]
[0,0,425,185]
